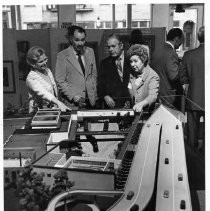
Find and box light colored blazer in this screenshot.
[128,65,159,106]
[55,45,97,107]
[26,68,58,113]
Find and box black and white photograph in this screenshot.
[1,2,207,211]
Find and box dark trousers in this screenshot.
[187,110,205,148]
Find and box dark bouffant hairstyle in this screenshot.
[126,44,148,66]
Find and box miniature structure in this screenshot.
[4,106,192,211]
[46,105,192,211]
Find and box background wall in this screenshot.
[3,29,20,108]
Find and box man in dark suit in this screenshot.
[179,26,205,150]
[98,34,131,108]
[151,28,184,110]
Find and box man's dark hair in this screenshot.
[198,26,204,43]
[167,28,183,41]
[65,25,86,40]
[107,33,123,44]
[129,29,144,45]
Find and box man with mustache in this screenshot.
[55,25,97,110]
[55,25,98,152]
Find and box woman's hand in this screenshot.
[52,97,71,112]
[133,102,144,112]
[133,100,148,112]
[57,101,71,112]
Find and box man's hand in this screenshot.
[104,95,115,108]
[73,95,84,103]
[182,84,189,96]
[124,101,131,109]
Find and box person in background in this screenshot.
[151,28,184,110]
[179,26,205,151]
[129,29,150,62]
[55,25,98,152]
[98,34,131,109]
[126,44,159,112]
[26,46,70,113]
[55,25,97,110]
[183,20,196,50]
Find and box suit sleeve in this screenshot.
[165,52,179,81]
[144,74,159,106]
[97,60,107,99]
[90,49,97,89]
[55,53,76,101]
[26,75,55,102]
[178,53,190,85]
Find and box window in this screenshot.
[77,22,95,29]
[24,5,36,8]
[47,173,51,177]
[173,20,180,27]
[132,21,138,28]
[115,4,127,29]
[132,4,151,29]
[105,22,112,28]
[140,21,147,27]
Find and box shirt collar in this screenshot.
[119,51,124,61]
[166,41,175,50]
[72,47,84,56]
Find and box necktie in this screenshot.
[116,58,123,81]
[77,53,85,76]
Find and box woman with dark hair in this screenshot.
[26,46,70,113]
[126,44,159,112]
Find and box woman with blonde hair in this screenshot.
[26,46,70,113]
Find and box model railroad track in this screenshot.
[115,151,134,190]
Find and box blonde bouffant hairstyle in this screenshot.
[26,46,46,67]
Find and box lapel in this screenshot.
[132,66,150,90]
[46,68,58,97]
[107,57,121,81]
[83,47,91,79]
[66,46,84,77]
[123,58,130,83]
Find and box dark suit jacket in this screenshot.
[151,43,183,109]
[98,55,131,108]
[55,46,97,108]
[179,44,204,110]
